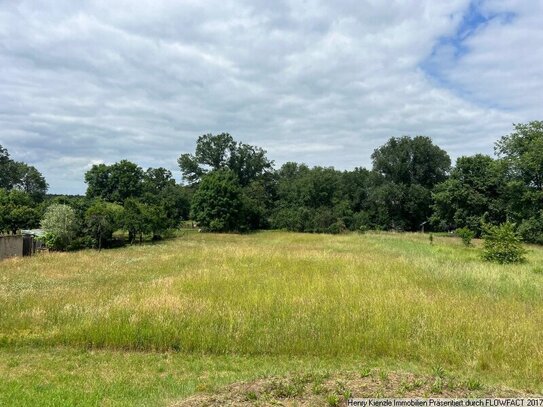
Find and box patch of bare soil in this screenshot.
[173,370,536,407]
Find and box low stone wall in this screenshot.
[0,235,24,260]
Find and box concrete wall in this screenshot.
[0,235,23,260]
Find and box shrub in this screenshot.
[481,222,527,264]
[518,214,543,244]
[327,220,347,235]
[66,236,95,251]
[456,227,475,247]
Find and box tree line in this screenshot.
[0,120,542,249]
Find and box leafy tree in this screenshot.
[243,178,274,230]
[370,136,450,231]
[341,167,372,213]
[85,200,124,250]
[85,160,144,203]
[0,145,48,201]
[142,203,169,240]
[41,204,77,250]
[47,195,92,239]
[271,163,350,232]
[178,133,273,186]
[12,163,48,202]
[141,168,191,228]
[191,169,247,232]
[363,180,407,230]
[371,136,450,189]
[0,146,14,190]
[122,198,146,243]
[142,167,176,198]
[157,184,191,228]
[496,121,543,190]
[0,189,40,234]
[495,121,543,233]
[431,154,506,234]
[4,206,40,235]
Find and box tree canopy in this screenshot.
[0,144,48,202]
[178,133,273,186]
[190,169,247,232]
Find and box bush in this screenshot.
[481,222,527,264]
[518,214,543,244]
[66,236,95,251]
[327,220,347,234]
[456,227,475,247]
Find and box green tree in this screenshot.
[495,121,543,239]
[496,121,543,190]
[156,184,191,228]
[178,133,273,186]
[482,222,527,264]
[371,136,450,189]
[41,204,77,250]
[517,212,543,245]
[122,198,145,243]
[85,160,144,203]
[13,163,48,202]
[431,154,506,234]
[271,163,354,233]
[85,200,124,250]
[0,145,48,201]
[191,169,247,232]
[0,189,40,234]
[0,146,15,190]
[141,168,191,228]
[370,136,451,231]
[142,167,176,198]
[141,203,169,240]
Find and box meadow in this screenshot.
[1,231,543,405]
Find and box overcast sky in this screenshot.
[1,0,542,194]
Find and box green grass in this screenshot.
[1,231,543,405]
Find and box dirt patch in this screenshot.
[173,370,535,407]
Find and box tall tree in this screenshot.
[495,121,543,242]
[496,121,543,190]
[85,160,144,203]
[0,189,40,234]
[85,200,124,250]
[431,154,506,233]
[0,144,48,201]
[142,167,176,197]
[370,136,451,231]
[371,136,451,188]
[190,169,247,232]
[178,133,273,186]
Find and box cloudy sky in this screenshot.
[1,0,542,194]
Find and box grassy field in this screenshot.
[1,231,543,405]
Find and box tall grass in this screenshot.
[1,231,543,388]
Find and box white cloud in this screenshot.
[0,0,541,193]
